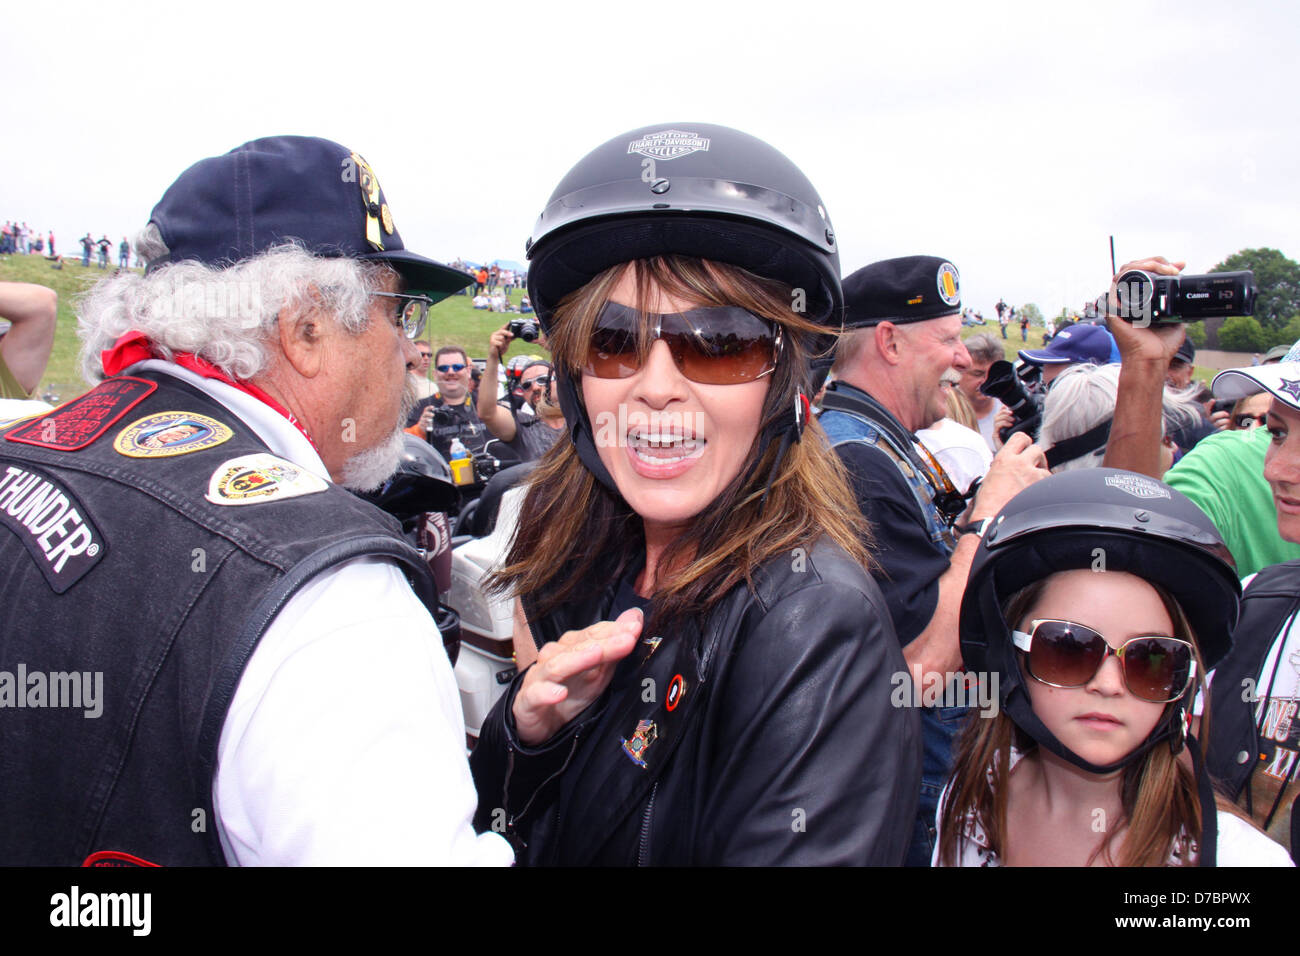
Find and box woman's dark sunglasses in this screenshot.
[583,301,781,386]
[1012,618,1196,704]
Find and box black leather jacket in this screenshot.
[471,538,922,865]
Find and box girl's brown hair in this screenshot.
[938,576,1212,867]
[487,255,872,631]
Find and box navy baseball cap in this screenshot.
[1019,322,1115,366]
[144,136,471,302]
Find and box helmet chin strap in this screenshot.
[1003,684,1220,865]
[757,389,809,508]
[555,366,619,494]
[1002,687,1187,776]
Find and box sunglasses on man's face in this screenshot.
[522,375,551,390]
[436,363,467,374]
[583,301,781,386]
[1012,618,1196,704]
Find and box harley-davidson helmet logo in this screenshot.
[1104,474,1171,500]
[627,130,711,161]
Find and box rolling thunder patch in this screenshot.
[0,463,105,592]
[4,377,156,451]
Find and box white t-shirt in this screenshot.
[916,418,993,495]
[1199,572,1300,852]
[129,360,513,866]
[932,748,1293,867]
[974,400,1005,453]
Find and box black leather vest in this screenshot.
[1207,560,1300,803]
[0,370,436,865]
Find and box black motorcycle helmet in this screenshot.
[359,435,458,523]
[524,122,844,496]
[961,467,1241,779]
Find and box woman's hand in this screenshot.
[512,607,642,746]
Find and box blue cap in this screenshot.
[1019,322,1115,366]
[145,136,470,302]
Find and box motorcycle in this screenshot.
[361,436,534,744]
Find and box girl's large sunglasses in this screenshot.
[1011,619,1196,704]
[583,301,781,386]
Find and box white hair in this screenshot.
[1039,363,1202,473]
[339,373,419,492]
[78,231,394,384]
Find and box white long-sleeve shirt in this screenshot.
[129,360,513,866]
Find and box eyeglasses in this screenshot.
[1235,413,1268,429]
[371,291,433,340]
[436,362,468,374]
[521,375,551,389]
[583,302,781,386]
[417,351,432,359]
[1012,618,1196,704]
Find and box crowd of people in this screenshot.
[0,128,1295,869]
[1,221,140,272]
[0,222,54,256]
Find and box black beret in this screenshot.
[842,255,961,327]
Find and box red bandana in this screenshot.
[100,330,317,448]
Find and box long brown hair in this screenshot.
[487,256,873,630]
[938,577,1210,867]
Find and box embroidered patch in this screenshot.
[1277,377,1300,401]
[113,411,233,458]
[82,850,161,867]
[205,453,327,506]
[1104,473,1172,500]
[620,719,659,768]
[626,129,710,161]
[4,377,156,451]
[937,261,960,307]
[0,463,105,593]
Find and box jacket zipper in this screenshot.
[637,783,658,866]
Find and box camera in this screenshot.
[508,318,540,342]
[428,405,458,429]
[1111,270,1256,325]
[980,359,1043,442]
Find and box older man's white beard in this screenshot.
[339,374,418,492]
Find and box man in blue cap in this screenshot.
[0,137,512,866]
[1017,321,1117,388]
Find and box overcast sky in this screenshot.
[3,0,1297,318]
